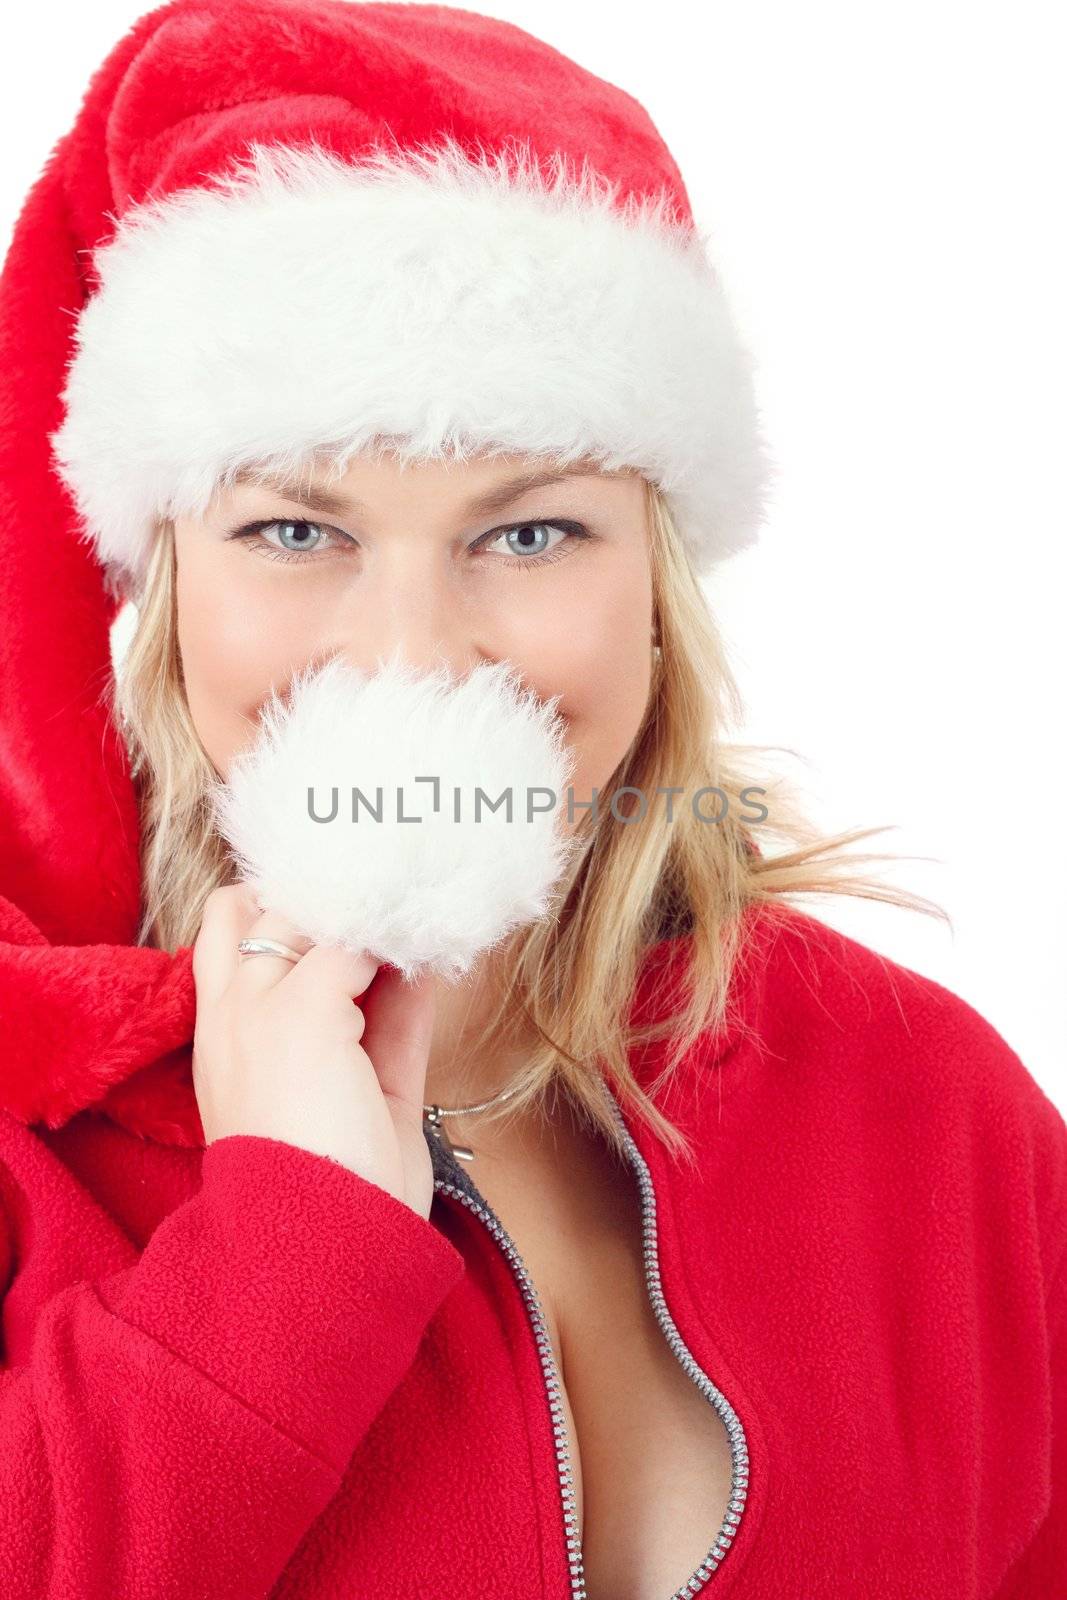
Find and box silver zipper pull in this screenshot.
[423,1106,475,1164]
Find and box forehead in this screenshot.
[222,451,645,521]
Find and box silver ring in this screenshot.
[237,937,305,964]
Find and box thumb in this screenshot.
[359,963,437,1109]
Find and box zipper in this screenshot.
[426,1078,750,1597]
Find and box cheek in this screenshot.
[566,646,652,816]
[507,569,653,806]
[175,545,312,774]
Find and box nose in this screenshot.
[323,567,489,683]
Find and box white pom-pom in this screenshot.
[207,649,579,981]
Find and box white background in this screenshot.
[3,2,1063,1110]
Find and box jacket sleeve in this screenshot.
[989,1252,1067,1597]
[0,1131,466,1600]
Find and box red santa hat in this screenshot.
[0,0,773,952]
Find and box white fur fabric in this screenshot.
[48,136,774,594]
[207,651,578,982]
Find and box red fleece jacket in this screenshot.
[0,892,1063,1599]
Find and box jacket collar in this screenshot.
[0,891,772,1148]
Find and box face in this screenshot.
[173,450,655,835]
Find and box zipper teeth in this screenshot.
[602,1086,750,1595]
[431,1081,749,1598]
[433,1181,589,1599]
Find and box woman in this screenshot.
[0,3,1062,1597]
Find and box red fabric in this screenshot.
[1,892,1063,1598]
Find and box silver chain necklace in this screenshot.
[422,1083,519,1163]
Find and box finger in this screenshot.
[231,891,320,995]
[191,883,261,1008]
[287,941,381,1001]
[359,965,437,1108]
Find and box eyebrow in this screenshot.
[229,464,621,521]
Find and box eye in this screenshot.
[224,519,351,563]
[480,520,588,567]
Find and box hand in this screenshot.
[190,884,438,1220]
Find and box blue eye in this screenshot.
[224,519,348,563]
[223,521,351,566]
[482,521,588,567]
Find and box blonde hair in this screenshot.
[113,478,946,1166]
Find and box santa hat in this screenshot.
[0,0,773,952]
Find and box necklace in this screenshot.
[422,1083,519,1162]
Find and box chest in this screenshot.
[443,1105,737,1600]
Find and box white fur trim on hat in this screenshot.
[49,135,774,592]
